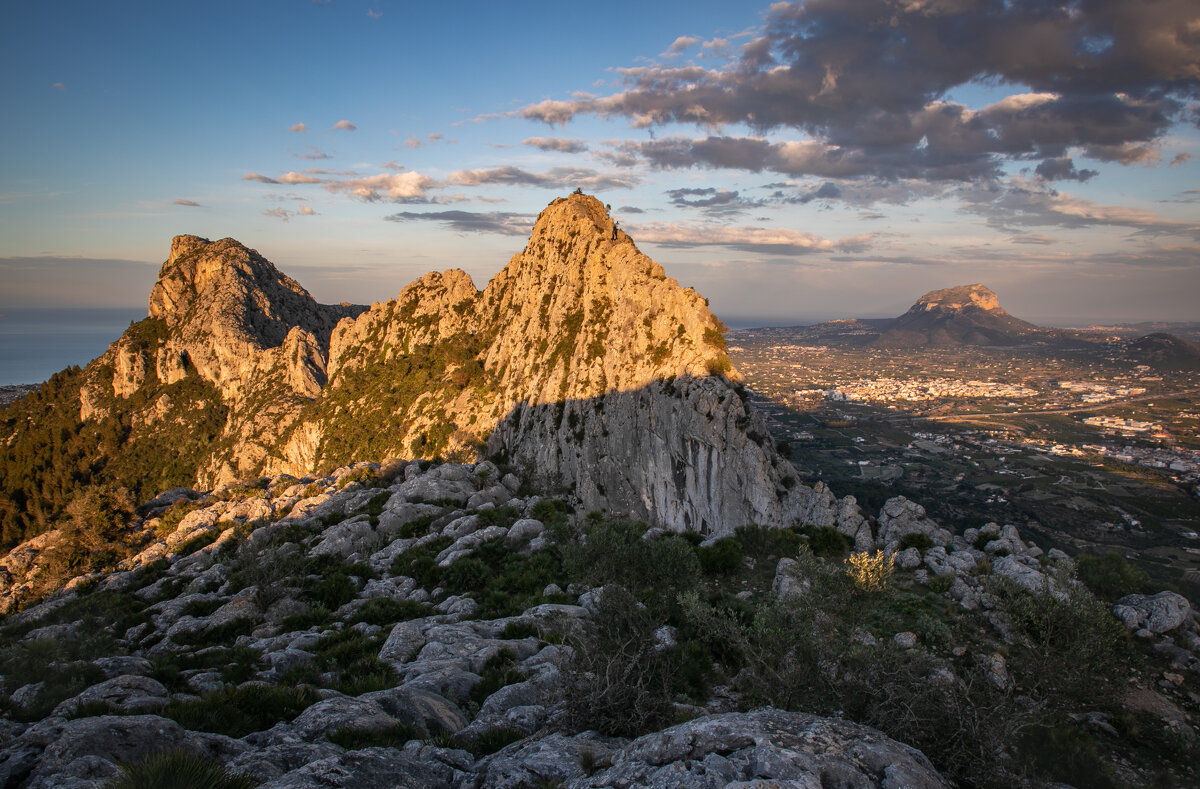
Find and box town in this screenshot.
[729,327,1200,599]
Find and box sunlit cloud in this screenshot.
[384,210,533,235]
[332,120,357,132]
[446,165,638,191]
[277,171,323,184]
[289,122,307,133]
[631,221,873,255]
[173,199,201,207]
[323,171,436,201]
[522,137,589,153]
[242,172,279,184]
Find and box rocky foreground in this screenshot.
[2,459,1197,787]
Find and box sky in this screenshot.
[2,0,1199,327]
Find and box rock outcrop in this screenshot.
[21,193,861,539]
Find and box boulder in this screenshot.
[1113,592,1192,634]
[569,709,951,788]
[52,675,169,717]
[256,746,457,789]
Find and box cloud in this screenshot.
[242,172,279,184]
[960,179,1200,237]
[277,171,323,184]
[295,146,331,160]
[631,221,872,255]
[1034,157,1099,182]
[446,165,639,191]
[264,206,317,222]
[51,82,65,91]
[332,120,357,132]
[289,122,307,133]
[522,137,589,153]
[518,0,1200,184]
[384,210,533,236]
[367,9,382,19]
[173,199,201,207]
[323,171,435,201]
[404,138,423,149]
[665,187,762,213]
[663,36,700,56]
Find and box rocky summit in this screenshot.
[1,192,857,555]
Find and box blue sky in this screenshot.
[2,0,1198,325]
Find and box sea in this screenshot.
[0,307,145,387]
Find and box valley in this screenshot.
[730,328,1200,599]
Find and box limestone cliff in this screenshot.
[45,194,860,537]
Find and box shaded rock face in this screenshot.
[55,193,848,535]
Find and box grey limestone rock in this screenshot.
[257,745,457,789]
[567,709,951,788]
[1113,591,1192,634]
[52,675,169,717]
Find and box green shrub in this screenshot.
[460,725,527,757]
[803,526,853,557]
[1075,552,1151,603]
[106,749,257,789]
[898,533,934,552]
[326,723,420,750]
[471,649,523,706]
[562,585,676,737]
[348,598,433,627]
[1017,721,1120,789]
[696,538,742,575]
[277,606,334,632]
[565,520,699,619]
[171,617,257,648]
[164,683,320,737]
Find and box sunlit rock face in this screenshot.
[65,193,860,535]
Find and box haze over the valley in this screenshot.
[1,0,1198,325]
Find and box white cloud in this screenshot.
[323,171,435,201]
[277,171,323,184]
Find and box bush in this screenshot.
[327,723,420,751]
[803,525,852,557]
[845,550,895,591]
[1075,552,1151,603]
[562,585,676,737]
[106,749,256,789]
[164,683,319,737]
[565,519,699,618]
[696,538,742,575]
[347,598,432,627]
[898,532,934,552]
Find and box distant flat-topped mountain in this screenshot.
[793,284,1046,348]
[874,284,1042,348]
[0,193,863,549]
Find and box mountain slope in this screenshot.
[1,193,858,548]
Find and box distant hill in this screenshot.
[1124,332,1200,371]
[873,284,1043,347]
[790,284,1047,347]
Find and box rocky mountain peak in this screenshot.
[914,284,1002,314]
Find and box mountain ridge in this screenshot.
[0,193,862,552]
